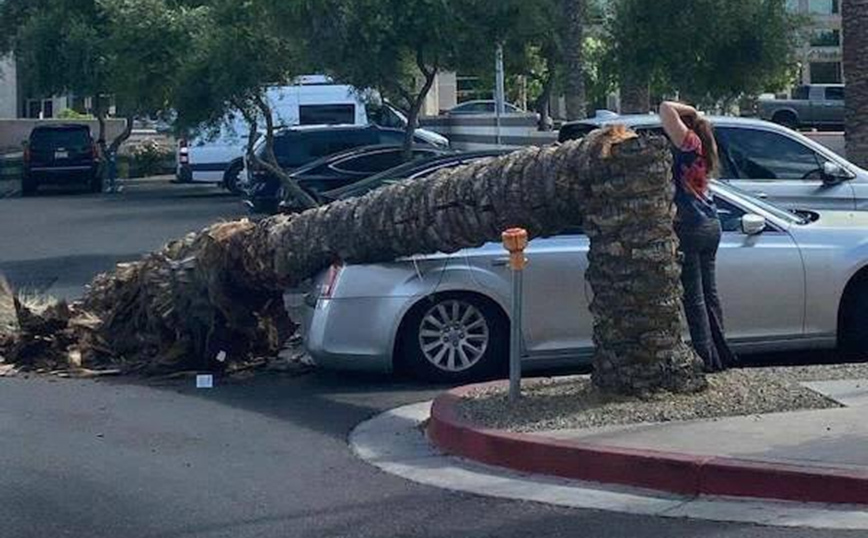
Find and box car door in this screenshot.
[712,195,806,344]
[518,231,594,359]
[717,126,856,210]
[822,86,845,125]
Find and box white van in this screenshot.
[176,76,448,190]
[176,77,368,187]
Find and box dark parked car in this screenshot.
[320,149,513,203]
[244,124,439,212]
[286,144,447,198]
[23,124,101,195]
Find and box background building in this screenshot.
[789,0,843,84]
[0,55,19,118]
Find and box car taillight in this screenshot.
[22,146,30,164]
[320,262,344,299]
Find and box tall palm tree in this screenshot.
[844,0,868,167]
[562,0,588,120]
[0,128,704,396]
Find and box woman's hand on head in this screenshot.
[659,101,692,148]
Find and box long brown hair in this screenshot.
[685,115,719,177]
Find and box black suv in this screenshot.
[23,124,101,195]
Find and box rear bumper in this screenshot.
[301,296,405,374]
[26,165,97,183]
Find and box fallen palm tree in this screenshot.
[0,127,705,395]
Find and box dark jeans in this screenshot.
[677,218,738,371]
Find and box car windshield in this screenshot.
[712,180,808,225]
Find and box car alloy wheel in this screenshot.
[418,299,489,373]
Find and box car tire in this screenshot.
[223,159,244,195]
[21,175,37,197]
[841,281,868,359]
[772,111,798,130]
[399,293,507,383]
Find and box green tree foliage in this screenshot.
[0,0,201,167]
[457,0,609,126]
[607,0,803,111]
[292,0,472,157]
[172,0,318,209]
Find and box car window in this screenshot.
[825,86,844,101]
[334,149,436,175]
[299,104,356,125]
[272,129,376,168]
[716,127,827,181]
[792,86,810,100]
[332,149,404,175]
[30,128,91,150]
[377,130,430,146]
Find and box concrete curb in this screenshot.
[427,382,868,505]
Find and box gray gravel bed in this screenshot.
[458,363,868,433]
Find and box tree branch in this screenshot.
[252,94,318,210]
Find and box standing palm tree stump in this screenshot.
[844,0,868,167]
[580,129,706,395]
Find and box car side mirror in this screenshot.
[822,161,852,185]
[741,214,766,236]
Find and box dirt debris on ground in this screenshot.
[458,364,868,433]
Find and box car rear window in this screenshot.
[30,128,92,149]
[299,104,356,125]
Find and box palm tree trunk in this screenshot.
[619,70,651,114]
[581,129,706,394]
[844,0,868,167]
[0,127,705,395]
[562,0,588,120]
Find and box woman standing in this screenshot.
[659,101,737,372]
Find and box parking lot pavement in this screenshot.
[0,177,246,299]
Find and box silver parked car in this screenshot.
[300,181,868,382]
[561,115,868,212]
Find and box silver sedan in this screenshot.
[300,182,868,382]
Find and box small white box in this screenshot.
[196,374,214,389]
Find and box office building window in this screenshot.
[808,0,839,14]
[810,61,842,83]
[810,29,840,47]
[27,100,41,119]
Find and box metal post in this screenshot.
[502,228,527,402]
[495,43,505,147]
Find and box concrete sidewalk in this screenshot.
[543,379,868,471]
[428,378,868,505]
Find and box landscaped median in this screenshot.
[427,365,868,505]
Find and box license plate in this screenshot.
[55,150,68,159]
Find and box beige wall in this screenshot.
[421,71,459,117]
[0,119,127,152]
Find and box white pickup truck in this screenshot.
[758,84,844,130]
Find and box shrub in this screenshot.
[129,138,173,177]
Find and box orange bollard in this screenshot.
[502,227,528,402]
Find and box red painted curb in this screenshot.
[427,381,868,505]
